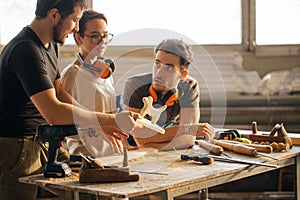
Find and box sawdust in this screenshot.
[167,159,186,168]
[48,173,79,182]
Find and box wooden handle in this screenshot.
[220,140,273,153]
[196,140,223,156]
[212,140,257,156]
[252,121,257,134]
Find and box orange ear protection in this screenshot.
[149,85,178,106]
[181,70,188,78]
[77,54,115,79]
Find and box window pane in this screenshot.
[0,1,35,44]
[0,1,75,45]
[93,0,241,45]
[256,0,300,45]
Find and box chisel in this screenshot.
[212,139,258,156]
[181,153,214,165]
[195,140,231,158]
[211,155,278,168]
[219,139,273,153]
[212,140,279,160]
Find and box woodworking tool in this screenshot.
[212,140,279,160]
[252,121,258,134]
[123,149,129,167]
[214,129,240,140]
[181,153,214,165]
[85,155,105,168]
[211,155,278,168]
[131,170,168,175]
[220,139,273,153]
[37,124,78,178]
[79,153,140,183]
[213,139,260,156]
[195,140,231,158]
[233,137,252,144]
[256,152,280,160]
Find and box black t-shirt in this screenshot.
[123,73,199,126]
[0,26,60,136]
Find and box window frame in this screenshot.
[244,0,300,56]
[1,0,300,57]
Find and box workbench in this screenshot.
[19,144,300,200]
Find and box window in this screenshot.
[0,1,35,44]
[93,0,241,45]
[256,0,300,45]
[1,0,299,48]
[0,0,75,45]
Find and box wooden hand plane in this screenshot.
[79,153,140,183]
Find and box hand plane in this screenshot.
[79,150,140,183]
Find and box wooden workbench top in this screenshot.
[19,146,300,199]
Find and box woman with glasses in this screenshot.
[61,9,127,157]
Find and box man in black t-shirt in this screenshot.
[123,39,215,150]
[0,1,140,199]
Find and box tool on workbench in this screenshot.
[181,153,278,168]
[123,149,129,167]
[242,122,293,151]
[218,140,279,160]
[233,137,252,144]
[219,139,273,153]
[210,155,278,168]
[252,121,258,134]
[37,124,78,178]
[212,139,279,160]
[181,153,214,164]
[79,153,140,183]
[131,170,168,175]
[214,129,240,140]
[195,140,231,158]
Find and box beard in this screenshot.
[53,19,64,45]
[152,82,165,92]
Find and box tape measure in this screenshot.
[215,129,240,140]
[233,137,252,144]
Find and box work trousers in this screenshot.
[0,136,69,200]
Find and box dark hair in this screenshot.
[155,39,194,70]
[35,0,87,19]
[77,9,107,35]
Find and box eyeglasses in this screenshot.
[80,33,114,44]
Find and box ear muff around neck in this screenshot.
[181,70,188,78]
[148,85,178,107]
[77,54,115,79]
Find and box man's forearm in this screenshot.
[133,124,196,145]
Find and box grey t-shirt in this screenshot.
[123,73,199,126]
